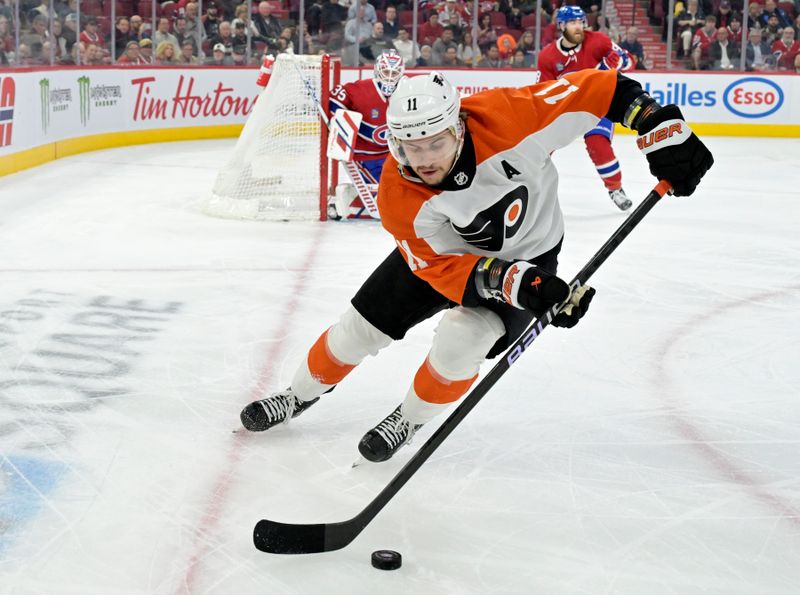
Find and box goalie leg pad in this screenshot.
[342,161,380,219]
[333,183,358,219]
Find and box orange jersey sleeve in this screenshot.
[463,68,618,159]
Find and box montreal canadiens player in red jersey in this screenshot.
[240,67,713,463]
[327,50,405,219]
[538,6,636,211]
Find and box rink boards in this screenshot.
[1,65,800,176]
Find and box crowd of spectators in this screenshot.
[1,0,799,72]
[666,0,800,70]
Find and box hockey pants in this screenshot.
[291,241,562,424]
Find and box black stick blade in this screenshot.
[254,520,327,554]
[253,518,360,554]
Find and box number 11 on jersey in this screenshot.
[535,79,579,105]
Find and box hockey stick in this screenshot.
[254,180,673,554]
[295,63,381,219]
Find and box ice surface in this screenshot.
[0,135,799,595]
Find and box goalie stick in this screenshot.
[295,63,381,219]
[253,180,673,555]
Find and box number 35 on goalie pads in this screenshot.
[326,109,380,220]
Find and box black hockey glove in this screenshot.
[552,285,596,329]
[474,258,595,328]
[636,104,713,197]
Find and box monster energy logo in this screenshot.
[40,78,50,132]
[78,76,90,126]
[39,78,73,132]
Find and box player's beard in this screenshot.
[563,28,584,46]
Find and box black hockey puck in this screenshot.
[371,549,402,570]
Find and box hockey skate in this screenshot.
[609,188,632,211]
[358,405,422,463]
[240,389,319,432]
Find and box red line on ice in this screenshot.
[654,285,800,526]
[175,226,328,594]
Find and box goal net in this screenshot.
[204,54,340,221]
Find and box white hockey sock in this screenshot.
[400,307,505,425]
[291,306,392,402]
[400,387,451,425]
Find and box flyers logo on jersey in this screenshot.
[451,186,528,252]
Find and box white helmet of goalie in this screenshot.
[374,50,405,96]
[386,71,462,168]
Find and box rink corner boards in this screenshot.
[0,124,243,177]
[2,122,799,178]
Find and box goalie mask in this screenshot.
[374,50,405,96]
[386,71,464,171]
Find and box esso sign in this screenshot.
[723,77,784,118]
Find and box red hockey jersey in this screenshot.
[329,78,389,161]
[538,30,629,82]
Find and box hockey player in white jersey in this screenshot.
[240,68,713,463]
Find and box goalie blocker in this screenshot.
[327,109,362,163]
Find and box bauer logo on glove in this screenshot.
[635,104,714,196]
[501,263,524,306]
[636,120,691,154]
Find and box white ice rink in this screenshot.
[1,134,799,595]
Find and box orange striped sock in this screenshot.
[412,356,477,405]
[307,329,356,385]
